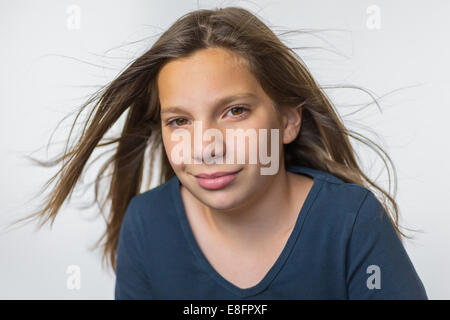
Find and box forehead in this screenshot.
[157,48,262,106]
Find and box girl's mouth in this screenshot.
[194,169,242,190]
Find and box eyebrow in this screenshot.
[160,92,257,114]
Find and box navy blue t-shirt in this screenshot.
[114,165,428,299]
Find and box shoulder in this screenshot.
[124,175,177,226]
[305,166,373,213]
[319,170,384,222]
[299,167,383,237]
[131,176,174,206]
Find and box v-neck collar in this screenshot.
[170,165,324,298]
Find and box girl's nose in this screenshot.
[192,121,226,164]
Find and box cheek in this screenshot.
[161,130,182,169]
[231,112,281,163]
[251,105,282,129]
[161,130,171,156]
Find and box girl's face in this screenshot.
[157,47,296,211]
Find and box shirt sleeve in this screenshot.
[345,190,428,299]
[114,197,154,299]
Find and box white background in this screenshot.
[0,0,449,299]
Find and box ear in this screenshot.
[281,105,302,144]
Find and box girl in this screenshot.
[14,7,427,299]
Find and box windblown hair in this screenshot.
[9,6,411,273]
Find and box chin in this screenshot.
[198,189,244,212]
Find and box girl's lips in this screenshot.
[194,169,241,190]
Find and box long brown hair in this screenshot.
[7,7,414,273]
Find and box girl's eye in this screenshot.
[166,105,249,127]
[167,118,189,127]
[225,105,248,118]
